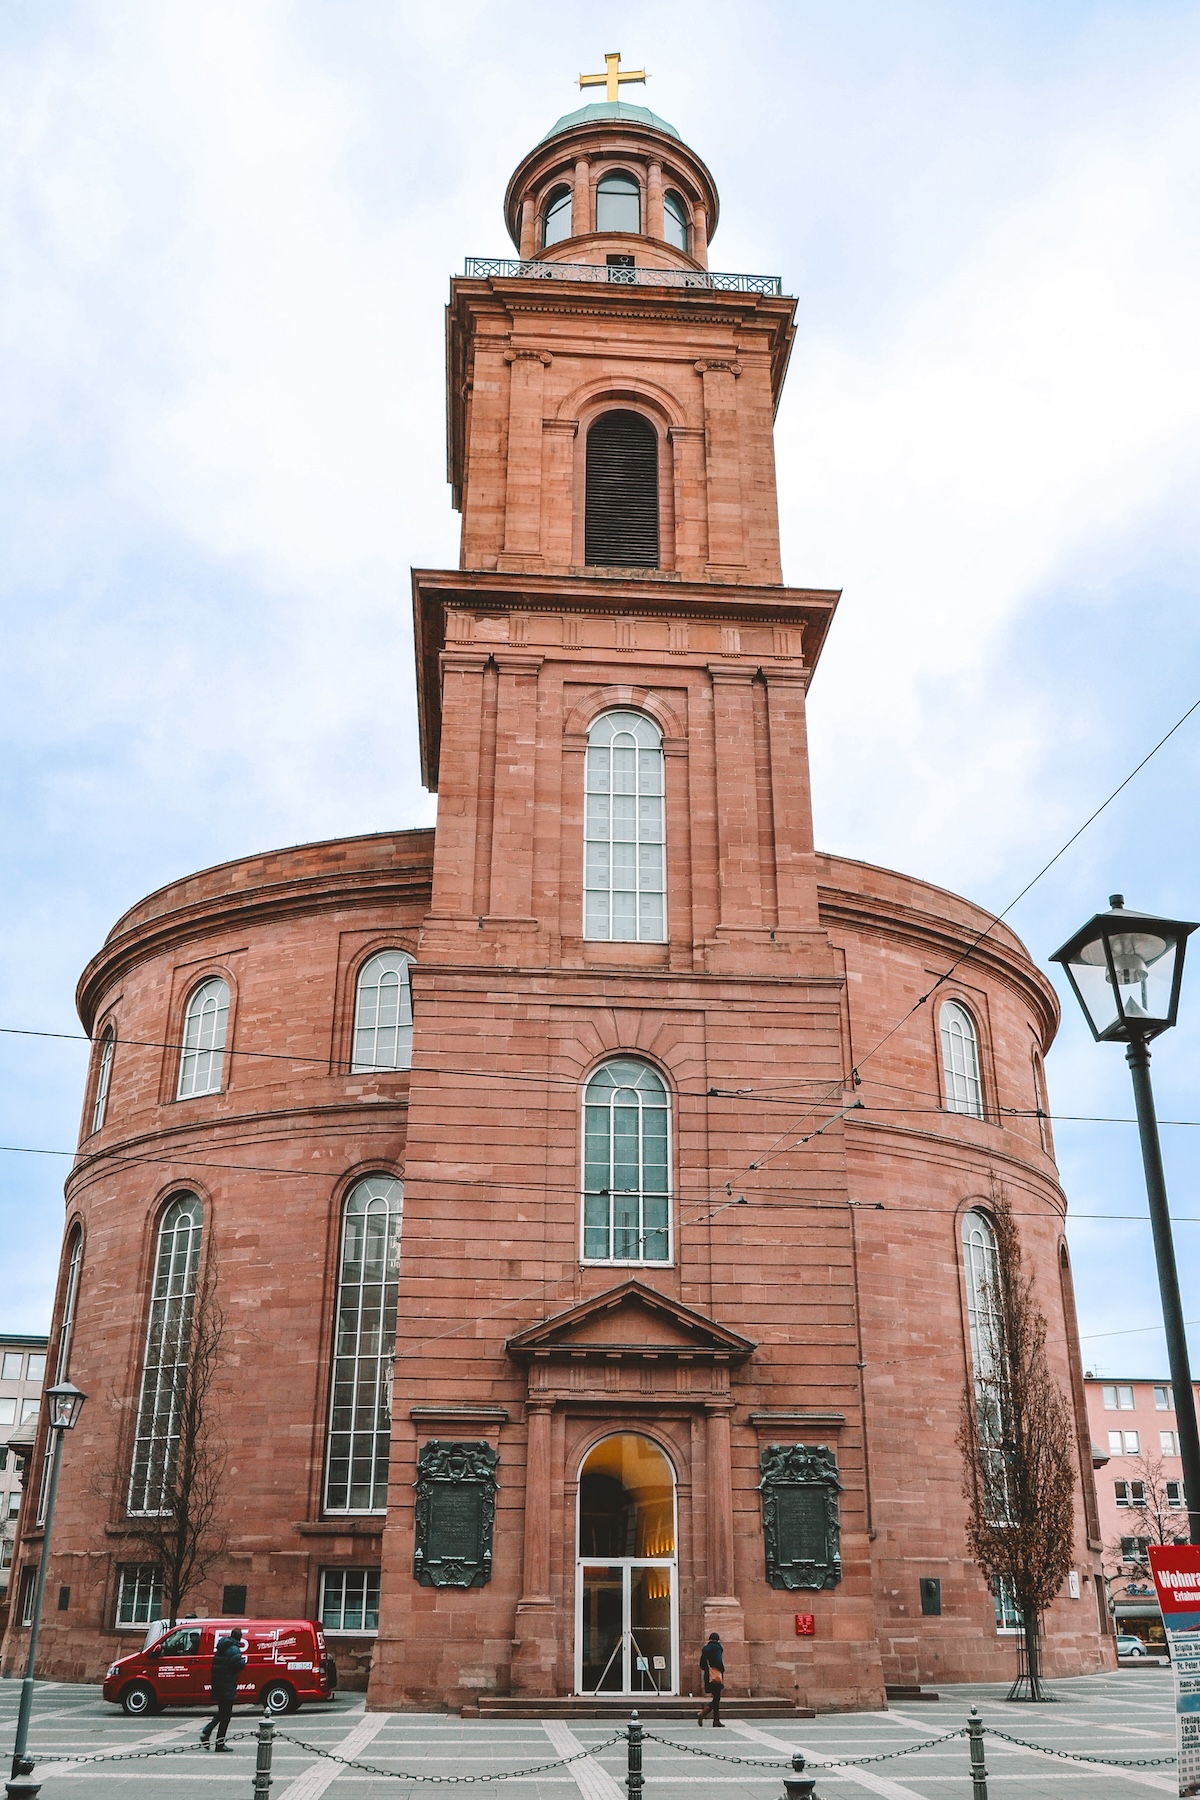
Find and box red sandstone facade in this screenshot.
[3,97,1109,1708]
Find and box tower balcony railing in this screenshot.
[463,256,783,297]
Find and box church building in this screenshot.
[2,73,1110,1712]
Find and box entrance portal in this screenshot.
[575,1434,677,1695]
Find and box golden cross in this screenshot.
[578,51,646,104]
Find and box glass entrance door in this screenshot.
[578,1562,675,1693]
[575,1434,678,1695]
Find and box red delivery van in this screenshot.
[103,1618,337,1717]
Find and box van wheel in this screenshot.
[261,1681,297,1715]
[121,1682,160,1718]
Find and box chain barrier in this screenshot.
[270,1726,627,1784]
[983,1724,1177,1768]
[29,1727,257,1765]
[644,1725,968,1767]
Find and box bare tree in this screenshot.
[1104,1453,1187,1603]
[957,1188,1077,1700]
[122,1258,228,1625]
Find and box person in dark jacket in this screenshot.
[698,1632,725,1727]
[200,1628,246,1751]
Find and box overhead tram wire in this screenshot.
[4,693,1198,1222]
[704,689,1200,1188]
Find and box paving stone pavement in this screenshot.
[0,1669,1179,1800]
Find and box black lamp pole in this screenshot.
[8,1382,86,1788]
[1124,1031,1200,1546]
[1051,897,1200,1548]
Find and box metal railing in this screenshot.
[463,257,783,296]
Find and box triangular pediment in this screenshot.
[506,1279,755,1363]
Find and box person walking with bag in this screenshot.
[200,1627,246,1752]
[698,1632,725,1726]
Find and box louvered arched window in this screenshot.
[584,711,665,942]
[663,190,689,251]
[129,1195,203,1515]
[177,978,229,1099]
[583,1059,670,1263]
[596,171,641,233]
[940,1000,983,1118]
[585,411,659,569]
[324,1175,403,1514]
[352,952,414,1073]
[90,1025,115,1133]
[543,184,572,247]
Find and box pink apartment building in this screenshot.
[1084,1374,1197,1648]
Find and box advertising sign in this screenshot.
[1149,1545,1200,1796]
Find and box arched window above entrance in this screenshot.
[578,1433,675,1558]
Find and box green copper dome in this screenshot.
[541,100,681,143]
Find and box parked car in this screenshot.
[1116,1633,1148,1657]
[103,1618,337,1717]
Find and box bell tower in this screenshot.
[377,79,884,1711]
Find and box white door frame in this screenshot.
[574,1558,678,1695]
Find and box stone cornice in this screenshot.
[65,1098,409,1196]
[816,870,1060,1046]
[412,567,838,789]
[77,831,435,1030]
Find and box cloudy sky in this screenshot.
[3,0,1200,1382]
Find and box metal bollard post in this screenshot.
[4,1756,41,1800]
[967,1707,987,1800]
[782,1750,817,1800]
[253,1713,275,1797]
[626,1710,643,1800]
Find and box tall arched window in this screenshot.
[177,978,229,1099]
[37,1226,83,1523]
[352,952,414,1073]
[583,1059,670,1263]
[584,711,665,943]
[542,184,572,247]
[585,411,659,568]
[324,1175,403,1514]
[596,170,641,233]
[90,1025,115,1133]
[941,1000,983,1118]
[129,1194,203,1515]
[1032,1050,1053,1155]
[663,190,689,251]
[962,1207,1008,1523]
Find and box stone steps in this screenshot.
[472,1695,811,1720]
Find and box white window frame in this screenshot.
[176,978,229,1099]
[91,1027,115,1134]
[17,1565,36,1626]
[583,711,666,944]
[1155,1385,1174,1411]
[318,1566,381,1633]
[115,1564,162,1628]
[1162,1431,1180,1457]
[994,1577,1022,1633]
[128,1195,203,1516]
[1168,1481,1185,1508]
[941,1001,984,1118]
[323,1176,403,1516]
[581,1059,672,1266]
[351,952,414,1073]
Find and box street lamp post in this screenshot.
[8,1381,87,1788]
[1051,896,1200,1548]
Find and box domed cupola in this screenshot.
[503,54,719,271]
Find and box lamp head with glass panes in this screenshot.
[1051,896,1199,1043]
[44,1381,87,1432]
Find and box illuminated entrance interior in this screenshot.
[576,1433,677,1695]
